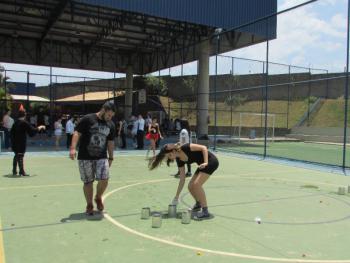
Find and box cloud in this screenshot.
[225,0,347,73]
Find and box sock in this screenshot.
[193,201,201,208]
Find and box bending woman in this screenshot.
[148,143,219,220]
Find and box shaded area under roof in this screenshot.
[0,0,277,74]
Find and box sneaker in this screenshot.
[12,171,17,176]
[94,197,104,212]
[195,212,213,221]
[20,173,30,176]
[86,203,94,216]
[185,172,192,177]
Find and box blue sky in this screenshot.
[0,0,348,86]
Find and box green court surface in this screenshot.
[1,152,350,263]
[217,141,350,167]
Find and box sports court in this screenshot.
[1,0,350,262]
[1,151,350,263]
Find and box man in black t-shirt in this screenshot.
[69,101,116,215]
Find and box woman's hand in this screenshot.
[198,162,208,170]
[171,198,179,206]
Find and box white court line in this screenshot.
[0,169,342,191]
[103,179,350,263]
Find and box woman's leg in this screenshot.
[191,172,210,209]
[188,172,200,204]
[150,139,156,156]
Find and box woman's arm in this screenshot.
[174,166,186,200]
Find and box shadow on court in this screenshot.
[2,173,38,178]
[61,212,104,222]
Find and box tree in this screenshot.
[182,76,197,101]
[144,75,168,96]
[225,94,247,108]
[0,65,12,112]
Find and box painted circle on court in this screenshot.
[103,177,350,263]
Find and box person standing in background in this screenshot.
[65,115,75,149]
[54,116,63,150]
[2,108,14,150]
[117,117,127,149]
[37,107,46,145]
[136,114,145,149]
[173,120,192,177]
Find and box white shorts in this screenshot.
[78,159,109,184]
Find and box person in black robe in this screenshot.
[11,109,45,176]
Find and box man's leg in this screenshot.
[78,160,95,215]
[83,183,94,207]
[94,159,110,211]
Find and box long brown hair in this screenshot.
[148,143,181,170]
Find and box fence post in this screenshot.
[26,72,30,111]
[342,0,350,169]
[263,19,270,158]
[307,67,311,126]
[287,65,291,129]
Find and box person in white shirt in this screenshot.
[174,120,192,177]
[2,108,14,149]
[65,116,75,149]
[54,116,63,150]
[136,114,145,149]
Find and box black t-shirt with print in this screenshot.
[76,113,115,160]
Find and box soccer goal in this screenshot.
[238,112,276,144]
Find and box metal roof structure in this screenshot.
[0,0,277,74]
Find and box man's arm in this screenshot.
[69,131,81,160]
[107,140,114,167]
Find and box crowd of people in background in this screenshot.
[1,106,192,152]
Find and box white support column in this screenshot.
[125,65,133,118]
[197,40,210,138]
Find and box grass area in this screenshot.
[217,141,349,166]
[309,99,350,127]
[160,97,308,128]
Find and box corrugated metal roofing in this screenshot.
[75,0,277,30]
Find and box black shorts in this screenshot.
[195,155,219,175]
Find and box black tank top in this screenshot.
[176,143,215,167]
[150,124,158,134]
